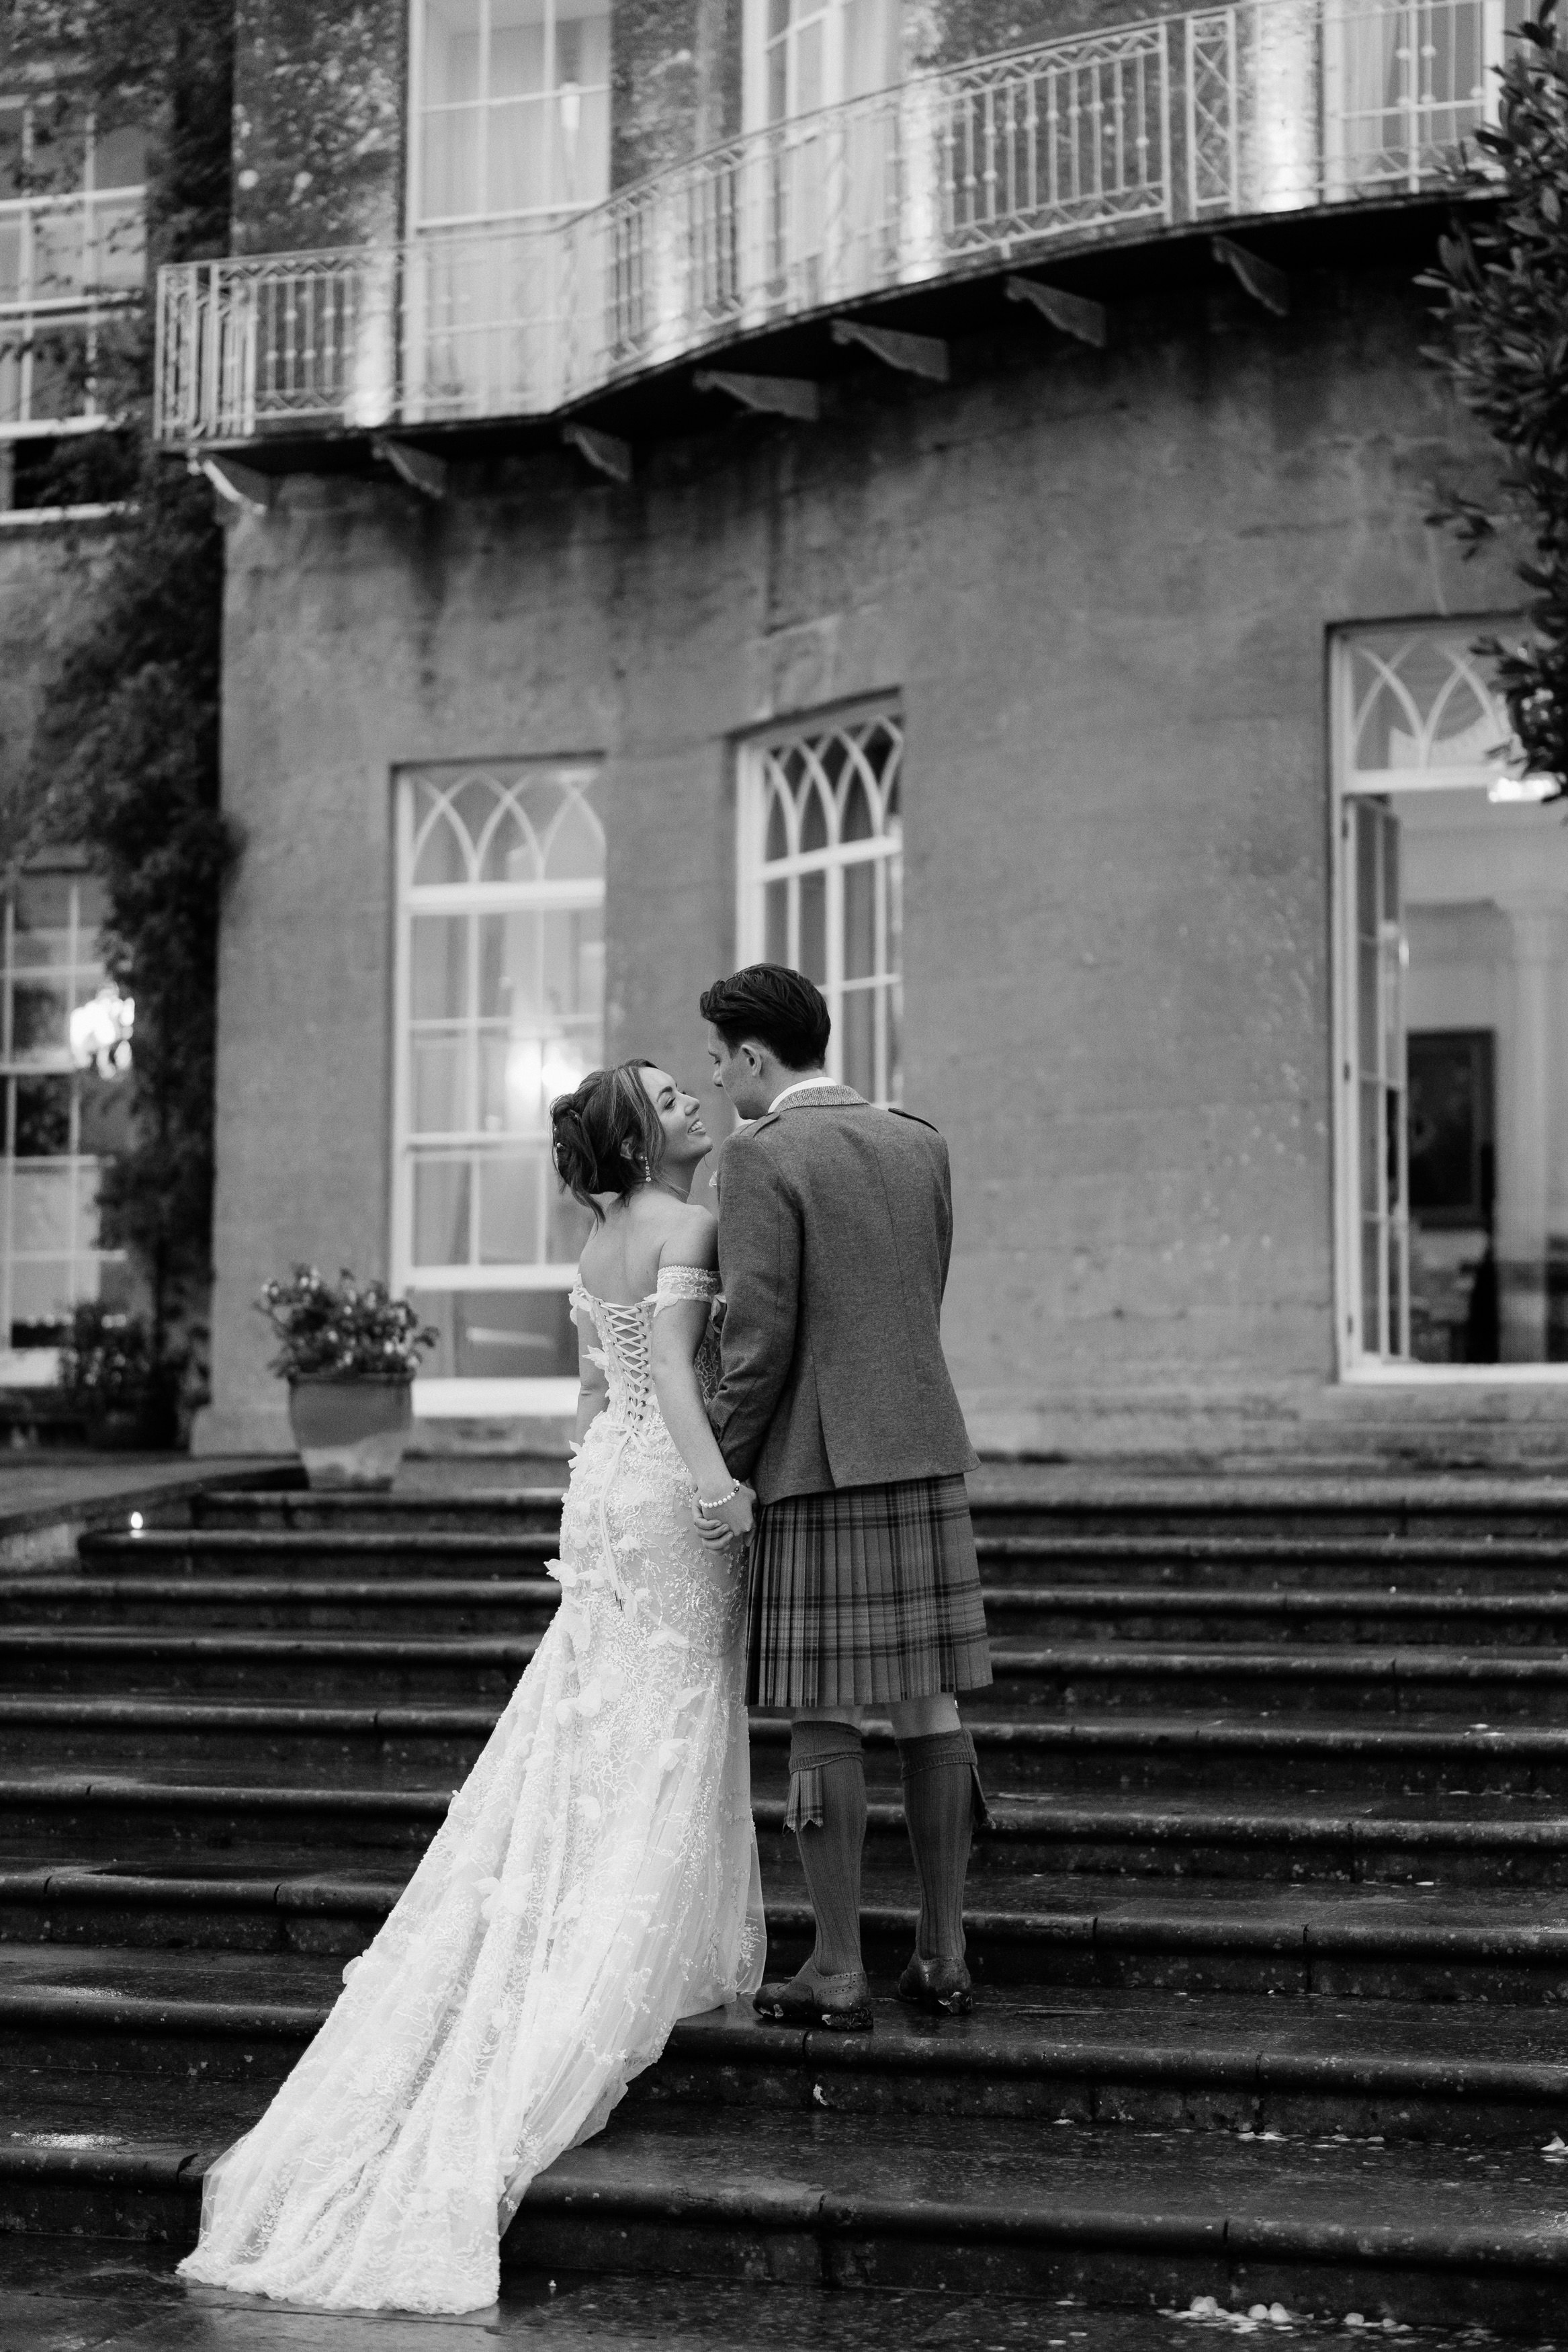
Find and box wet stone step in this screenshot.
[9,1857,1568,2003]
[0,1577,564,1631]
[7,1942,1568,2144]
[17,1699,1568,1802]
[4,2081,1568,2326]
[26,1577,1568,1651]
[10,1771,1568,1886]
[75,1527,562,1580]
[189,1488,566,1536]
[0,2237,1500,2352]
[972,1534,1568,1591]
[13,1631,1568,1716]
[0,1628,537,1703]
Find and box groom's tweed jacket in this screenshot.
[709,1084,978,1505]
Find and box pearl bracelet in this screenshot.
[697,1478,742,1512]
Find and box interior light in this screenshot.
[128,1512,144,1534]
[1487,773,1556,804]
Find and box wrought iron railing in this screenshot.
[155,0,1511,446]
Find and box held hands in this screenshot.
[693,1480,756,1552]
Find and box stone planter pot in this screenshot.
[287,1376,414,1490]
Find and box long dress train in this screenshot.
[177,1264,765,2315]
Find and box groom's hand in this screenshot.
[694,1484,756,1548]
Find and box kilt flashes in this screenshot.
[745,1474,992,1711]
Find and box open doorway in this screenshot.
[1335,625,1567,1373]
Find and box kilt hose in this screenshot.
[744,1473,992,1712]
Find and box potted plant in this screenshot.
[57,1303,183,1451]
[259,1267,438,1490]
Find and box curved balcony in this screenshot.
[155,0,1506,450]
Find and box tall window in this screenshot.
[0,95,145,503]
[738,704,904,1105]
[1,870,130,1378]
[1334,625,1568,1374]
[394,761,605,1404]
[414,0,611,227]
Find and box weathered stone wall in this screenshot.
[231,0,404,253]
[202,264,1532,1462]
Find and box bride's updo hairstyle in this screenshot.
[551,1059,666,1221]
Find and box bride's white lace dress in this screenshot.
[177,1265,765,2316]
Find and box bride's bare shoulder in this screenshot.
[656,1200,718,1270]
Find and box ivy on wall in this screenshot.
[1423,1,1568,800]
[11,0,239,1370]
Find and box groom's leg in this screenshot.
[786,1714,868,1979]
[891,1695,984,2005]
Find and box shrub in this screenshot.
[257,1269,439,1384]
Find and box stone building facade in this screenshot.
[137,0,1568,1462]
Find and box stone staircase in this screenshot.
[5,1476,1568,2336]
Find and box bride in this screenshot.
[179,1059,765,2316]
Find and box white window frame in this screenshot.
[406,0,613,234]
[392,759,605,1419]
[0,93,145,448]
[0,865,128,1385]
[736,698,904,1107]
[1330,618,1568,1384]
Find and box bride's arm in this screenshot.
[648,1221,751,1538]
[572,1299,609,1443]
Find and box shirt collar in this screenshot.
[768,1075,837,1113]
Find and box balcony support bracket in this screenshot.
[830,319,950,380]
[374,437,449,499]
[192,454,273,515]
[693,368,821,423]
[1211,236,1290,319]
[1005,276,1108,349]
[562,422,634,482]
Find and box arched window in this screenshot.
[739,704,904,1105]
[396,759,605,1405]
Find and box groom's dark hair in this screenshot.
[700,965,830,1070]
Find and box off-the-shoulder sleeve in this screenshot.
[652,1263,721,1314]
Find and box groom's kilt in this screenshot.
[745,1474,992,1710]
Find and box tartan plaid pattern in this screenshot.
[745,1474,992,1710]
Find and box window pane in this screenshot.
[14,1075,71,1155]
[423,106,483,216]
[13,1164,73,1252]
[542,789,603,881]
[492,0,549,99]
[546,1179,595,1267]
[844,857,875,980]
[426,0,484,104]
[1361,1217,1383,1355]
[413,1035,468,1134]
[480,909,538,1023]
[799,869,826,982]
[77,1070,131,1157]
[87,193,144,292]
[842,773,873,841]
[842,983,875,1098]
[411,914,469,1020]
[765,792,788,862]
[1354,802,1377,939]
[0,221,20,303]
[801,785,828,853]
[765,878,788,965]
[412,1284,578,1378]
[478,1147,541,1262]
[13,876,72,965]
[541,907,602,1019]
[886,978,903,1104]
[413,802,470,885]
[1356,939,1377,1079]
[93,125,147,190]
[414,1156,472,1264]
[11,1258,73,1342]
[1359,1079,1381,1217]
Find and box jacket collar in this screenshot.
[769,1082,866,1110]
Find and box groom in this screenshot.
[699,964,991,2031]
